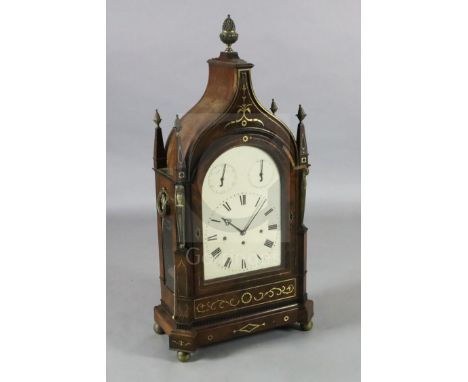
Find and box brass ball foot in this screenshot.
[177,351,191,362]
[153,322,164,335]
[300,320,313,331]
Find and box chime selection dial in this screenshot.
[248,158,275,188]
[207,163,236,194]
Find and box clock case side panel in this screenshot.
[154,170,176,317]
[154,169,198,333]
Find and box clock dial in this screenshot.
[202,146,281,280]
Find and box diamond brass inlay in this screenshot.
[232,322,266,334]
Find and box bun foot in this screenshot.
[300,320,313,331]
[153,322,164,335]
[177,351,191,362]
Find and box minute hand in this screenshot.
[242,199,266,234]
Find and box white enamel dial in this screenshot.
[202,145,281,280]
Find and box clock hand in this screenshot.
[259,160,263,182]
[219,164,226,187]
[221,218,244,234]
[242,199,266,234]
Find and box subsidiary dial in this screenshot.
[207,163,236,194]
[248,158,275,188]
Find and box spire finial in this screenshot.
[174,114,182,133]
[152,109,166,169]
[219,14,238,52]
[153,109,162,127]
[270,99,278,115]
[296,104,307,122]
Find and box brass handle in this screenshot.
[156,188,169,216]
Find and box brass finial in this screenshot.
[220,14,238,52]
[174,114,182,133]
[296,105,307,122]
[270,99,278,115]
[153,109,162,127]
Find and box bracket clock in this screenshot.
[152,15,313,362]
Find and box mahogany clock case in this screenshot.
[152,31,313,359]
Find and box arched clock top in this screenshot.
[165,64,298,179]
[160,18,301,181]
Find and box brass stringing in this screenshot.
[195,280,296,315]
[224,73,264,128]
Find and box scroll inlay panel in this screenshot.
[194,278,296,318]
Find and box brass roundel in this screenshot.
[156,187,168,216]
[242,135,249,142]
[207,334,213,341]
[283,315,290,322]
[241,292,252,304]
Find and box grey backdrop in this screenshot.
[107,0,360,381]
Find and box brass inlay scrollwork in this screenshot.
[195,296,241,313]
[252,284,295,302]
[225,74,264,128]
[194,279,296,318]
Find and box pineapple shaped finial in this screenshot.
[219,15,238,52]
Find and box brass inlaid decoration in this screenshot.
[194,278,296,318]
[225,72,264,128]
[172,339,191,347]
[232,322,266,334]
[174,114,186,180]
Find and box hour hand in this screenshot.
[221,218,244,234]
